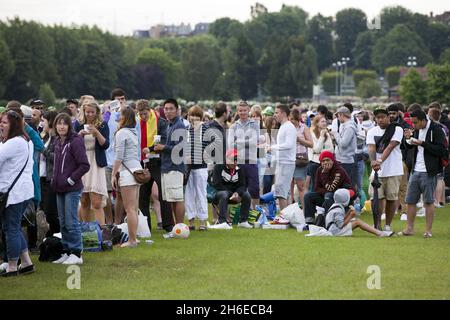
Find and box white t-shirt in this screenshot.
[366,126,404,177]
[414,120,431,173]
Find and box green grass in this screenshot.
[1,207,449,300]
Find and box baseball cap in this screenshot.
[262,106,274,116]
[336,106,351,115]
[30,99,44,106]
[66,98,79,105]
[374,107,389,116]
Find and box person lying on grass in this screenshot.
[326,189,395,237]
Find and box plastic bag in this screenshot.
[137,210,151,238]
[80,221,102,252]
[280,203,305,226]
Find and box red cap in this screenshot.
[319,150,335,162]
[226,149,238,158]
[349,189,355,198]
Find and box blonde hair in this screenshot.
[79,101,103,128]
[312,115,328,141]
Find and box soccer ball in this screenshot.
[172,223,190,239]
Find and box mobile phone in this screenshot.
[110,100,120,110]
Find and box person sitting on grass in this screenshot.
[326,189,395,237]
[303,151,355,224]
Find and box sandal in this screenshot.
[199,225,207,231]
[397,230,414,236]
[189,225,196,231]
[423,232,432,238]
[120,242,138,248]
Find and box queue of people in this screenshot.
[0,89,448,277]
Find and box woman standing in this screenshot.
[52,113,90,265]
[185,106,209,231]
[111,107,142,248]
[262,116,277,194]
[306,115,335,192]
[40,111,60,236]
[75,101,110,225]
[290,109,313,209]
[0,111,35,276]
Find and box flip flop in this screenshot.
[397,231,414,236]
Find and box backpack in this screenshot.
[431,124,450,168]
[39,236,63,262]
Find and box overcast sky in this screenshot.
[0,0,448,36]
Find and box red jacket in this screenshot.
[314,163,353,196]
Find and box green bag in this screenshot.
[228,204,258,225]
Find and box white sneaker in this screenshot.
[52,253,69,264]
[384,225,392,232]
[417,208,425,217]
[400,214,408,221]
[379,231,395,237]
[209,222,233,230]
[0,262,8,272]
[237,221,253,229]
[163,232,174,239]
[62,254,83,265]
[381,213,386,221]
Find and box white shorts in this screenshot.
[119,168,141,187]
[330,223,353,237]
[161,171,184,202]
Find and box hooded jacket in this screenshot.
[334,119,358,164]
[52,131,90,193]
[314,162,353,196]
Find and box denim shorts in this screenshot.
[405,171,437,205]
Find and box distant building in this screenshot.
[133,30,150,38]
[430,11,450,24]
[149,23,192,38]
[251,2,268,19]
[192,23,210,36]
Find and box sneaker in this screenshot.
[52,253,69,264]
[163,232,175,239]
[156,223,163,230]
[400,213,407,221]
[434,202,443,208]
[208,222,233,230]
[417,208,425,217]
[62,254,83,265]
[384,225,392,232]
[237,221,253,229]
[379,231,395,237]
[305,217,315,224]
[0,262,8,272]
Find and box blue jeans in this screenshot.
[1,200,29,261]
[56,190,83,256]
[355,159,365,197]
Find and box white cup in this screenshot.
[84,124,91,133]
[153,135,161,144]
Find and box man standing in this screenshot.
[387,103,411,218]
[228,100,260,209]
[206,101,229,164]
[154,99,186,238]
[136,99,173,232]
[30,99,45,112]
[367,108,404,231]
[268,105,297,210]
[400,110,448,238]
[331,106,357,189]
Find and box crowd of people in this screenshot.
[0,87,448,276]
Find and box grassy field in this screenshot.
[1,205,449,300]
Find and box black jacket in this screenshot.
[406,121,449,176]
[211,164,247,196]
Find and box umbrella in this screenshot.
[371,171,382,230]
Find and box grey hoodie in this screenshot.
[334,119,358,163]
[325,189,350,235]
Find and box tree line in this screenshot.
[0,5,449,104]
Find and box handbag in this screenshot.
[295,152,309,167]
[122,163,151,184]
[0,148,29,220]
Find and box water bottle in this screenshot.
[354,198,361,214]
